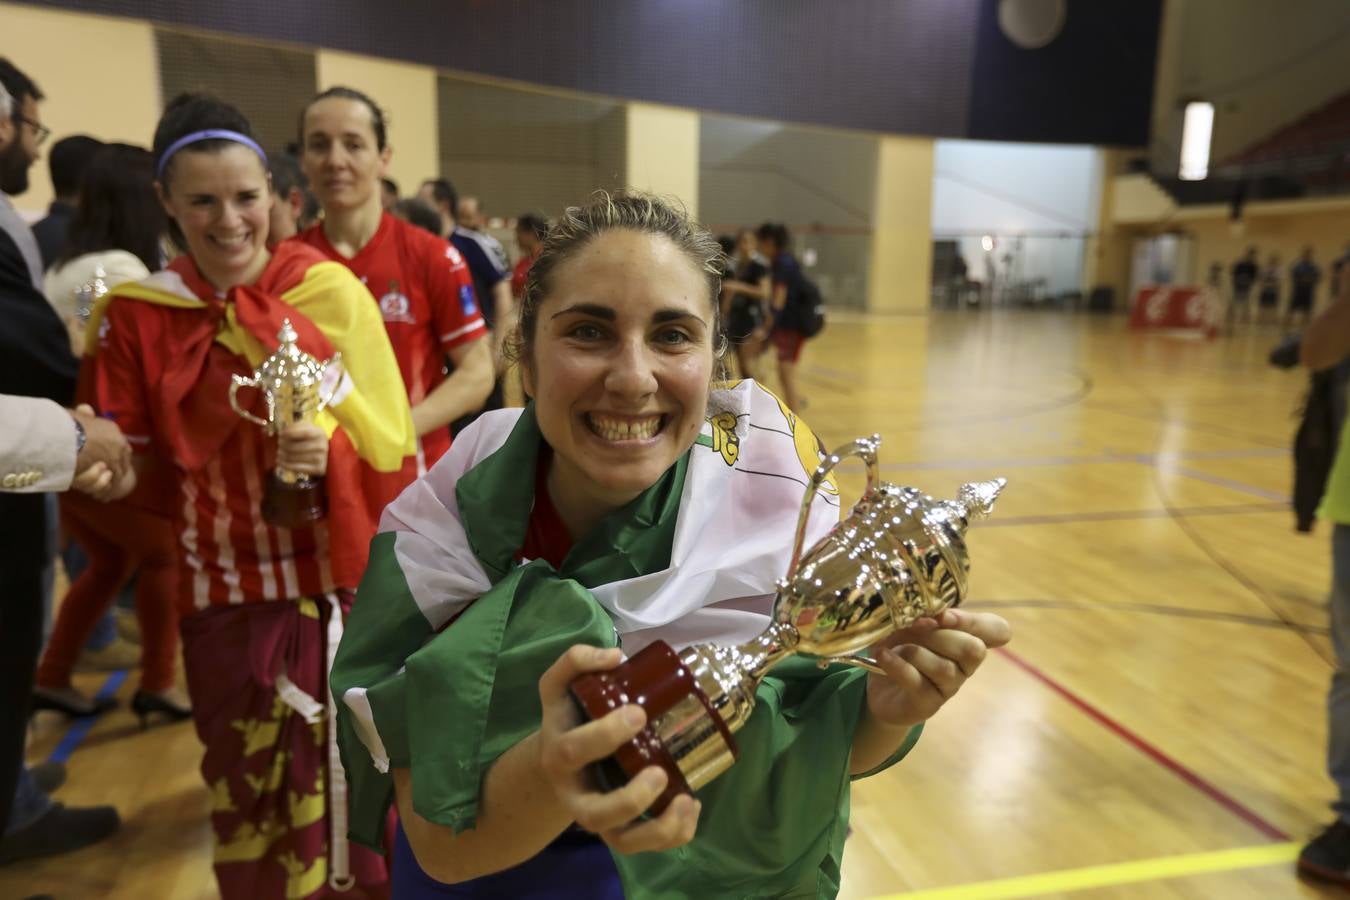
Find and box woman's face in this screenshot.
[736,231,756,258]
[525,229,716,510]
[301,97,389,213]
[158,144,271,291]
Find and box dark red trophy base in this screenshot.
[569,640,738,816]
[261,472,327,529]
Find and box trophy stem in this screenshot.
[678,621,798,736]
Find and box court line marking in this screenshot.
[984,502,1285,528]
[997,647,1289,842]
[868,842,1301,899]
[1165,465,1289,502]
[971,598,1328,635]
[870,448,1284,472]
[46,670,126,765]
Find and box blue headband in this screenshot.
[155,129,269,180]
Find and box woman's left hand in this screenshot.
[865,608,1012,730]
[276,422,329,476]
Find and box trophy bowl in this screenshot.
[570,435,1004,815]
[228,319,343,529]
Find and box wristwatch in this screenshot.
[73,417,87,455]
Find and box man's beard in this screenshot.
[0,139,31,196]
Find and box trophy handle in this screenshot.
[786,434,882,575]
[229,375,270,428]
[816,654,887,675]
[315,352,345,412]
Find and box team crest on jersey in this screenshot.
[445,246,464,266]
[379,280,416,324]
[459,284,478,317]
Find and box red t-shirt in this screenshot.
[518,449,572,568]
[510,252,536,300]
[93,252,338,611]
[293,213,487,475]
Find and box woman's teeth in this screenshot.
[587,414,663,441]
[212,234,250,248]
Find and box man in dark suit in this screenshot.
[0,56,120,870]
[29,134,101,270]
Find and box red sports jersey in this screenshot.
[511,251,536,300]
[293,214,488,479]
[93,260,335,611]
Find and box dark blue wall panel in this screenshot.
[13,0,1159,145]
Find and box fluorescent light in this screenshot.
[1179,101,1214,181]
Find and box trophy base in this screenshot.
[262,473,327,529]
[569,640,738,817]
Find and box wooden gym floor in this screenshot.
[2,309,1343,899]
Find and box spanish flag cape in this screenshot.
[83,242,415,587]
[332,381,922,899]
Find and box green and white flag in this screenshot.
[332,380,920,899]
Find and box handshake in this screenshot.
[70,405,136,502]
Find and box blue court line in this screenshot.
[46,670,127,765]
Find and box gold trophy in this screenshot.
[228,319,343,529]
[570,435,1004,813]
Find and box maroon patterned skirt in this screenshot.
[180,594,391,899]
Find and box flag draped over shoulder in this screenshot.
[332,380,922,899]
[83,243,415,585]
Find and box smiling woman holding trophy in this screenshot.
[81,94,414,899]
[332,192,1012,899]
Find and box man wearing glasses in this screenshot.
[0,57,121,878]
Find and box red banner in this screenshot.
[1129,286,1218,337]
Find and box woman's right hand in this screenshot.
[536,644,702,855]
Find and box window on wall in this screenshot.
[155,29,317,156]
[435,75,626,221]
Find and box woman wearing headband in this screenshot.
[83,93,414,898]
[294,86,494,510]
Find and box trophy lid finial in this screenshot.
[954,478,1006,521]
[277,318,299,346]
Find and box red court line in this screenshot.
[997,647,1289,842]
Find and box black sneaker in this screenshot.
[0,803,120,865]
[1298,819,1350,885]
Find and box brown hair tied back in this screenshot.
[506,191,729,372]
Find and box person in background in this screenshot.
[1297,260,1350,887]
[448,184,512,366]
[444,183,511,424]
[296,88,493,508]
[31,133,102,270]
[266,151,308,244]
[34,143,186,724]
[0,55,122,870]
[419,177,455,240]
[417,177,511,427]
[722,228,772,381]
[511,212,547,301]
[1258,252,1282,326]
[756,221,807,412]
[393,196,444,237]
[1230,245,1258,327]
[457,194,510,271]
[44,143,164,346]
[381,175,399,211]
[1287,246,1322,330]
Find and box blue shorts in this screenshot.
[392,821,624,899]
